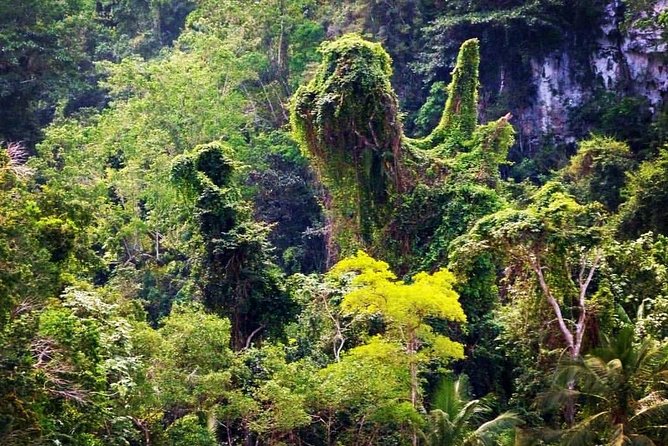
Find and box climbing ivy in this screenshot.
[291,34,404,252]
[171,142,292,349]
[291,34,513,271]
[414,38,481,151]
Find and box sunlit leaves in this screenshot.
[331,251,466,343]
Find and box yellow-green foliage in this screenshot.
[291,34,403,249]
[421,38,481,151]
[316,337,418,427]
[329,251,466,360]
[450,114,515,187]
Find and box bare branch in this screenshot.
[529,255,575,353]
[573,250,602,357]
[244,324,266,349]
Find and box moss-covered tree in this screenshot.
[415,38,480,151]
[171,142,292,349]
[291,34,405,252]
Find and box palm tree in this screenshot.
[546,327,668,445]
[421,375,521,446]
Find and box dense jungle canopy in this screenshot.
[1,1,667,445]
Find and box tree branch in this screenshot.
[244,324,266,349]
[573,250,601,357]
[530,256,575,353]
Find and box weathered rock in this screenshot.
[513,0,667,150]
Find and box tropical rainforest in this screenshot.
[1,0,668,445]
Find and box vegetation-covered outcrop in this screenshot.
[1,1,668,445]
[291,34,404,251]
[292,34,514,268]
[171,142,290,349]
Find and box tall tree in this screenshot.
[328,251,466,445]
[171,142,291,349]
[453,182,608,423]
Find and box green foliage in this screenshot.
[545,327,668,445]
[413,182,505,273]
[393,113,513,272]
[34,21,262,326]
[410,114,514,273]
[453,182,608,424]
[291,33,403,250]
[313,338,418,444]
[171,141,236,197]
[239,130,326,275]
[36,216,77,263]
[571,93,657,152]
[419,38,481,151]
[159,304,233,373]
[171,142,290,349]
[2,2,668,445]
[455,182,606,263]
[166,414,217,446]
[291,33,513,270]
[247,356,314,441]
[620,149,668,237]
[137,303,234,423]
[0,143,92,327]
[96,0,196,57]
[423,374,521,446]
[451,115,515,187]
[289,35,520,420]
[288,19,326,89]
[188,0,326,119]
[0,287,144,445]
[622,0,667,31]
[413,81,447,137]
[562,136,634,211]
[601,233,668,340]
[0,0,96,144]
[0,0,196,146]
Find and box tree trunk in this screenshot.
[530,251,601,426]
[408,332,419,446]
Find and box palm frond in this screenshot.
[561,411,609,446]
[432,374,467,417]
[609,423,628,446]
[472,411,523,446]
[629,400,668,432]
[634,342,668,385]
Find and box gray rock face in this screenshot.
[513,0,667,151]
[595,0,667,105]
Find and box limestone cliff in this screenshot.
[504,0,667,151]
